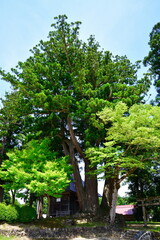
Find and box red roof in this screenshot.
[116,205,135,215]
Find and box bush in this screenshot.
[17,205,36,223]
[0,203,18,222]
[5,205,19,222]
[0,203,36,223]
[0,203,7,221]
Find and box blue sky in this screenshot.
[0,0,160,99]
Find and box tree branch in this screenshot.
[67,116,85,159]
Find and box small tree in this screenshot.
[86,102,160,223]
[0,138,72,218]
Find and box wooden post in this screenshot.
[142,201,147,227]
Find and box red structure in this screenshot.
[116,205,135,220]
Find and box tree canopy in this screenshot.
[0,15,158,222]
[87,102,160,177]
[143,22,160,105]
[0,139,71,200]
[86,102,160,222]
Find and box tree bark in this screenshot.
[11,189,16,205]
[84,158,99,214]
[0,187,4,203]
[46,195,51,218]
[37,196,43,219]
[62,140,86,211]
[62,139,99,214]
[62,116,99,214]
[102,178,120,223]
[29,193,36,207]
[109,182,118,224]
[0,137,7,203]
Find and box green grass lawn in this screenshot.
[0,236,16,240]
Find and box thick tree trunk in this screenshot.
[109,182,118,223]
[102,178,120,223]
[62,140,87,212]
[84,159,99,214]
[64,116,99,215]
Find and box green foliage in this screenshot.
[0,15,154,214]
[86,102,160,179]
[0,203,7,221]
[0,138,72,198]
[143,22,160,104]
[0,203,36,223]
[3,190,11,205]
[128,167,160,200]
[127,165,160,221]
[117,196,134,205]
[5,205,18,223]
[150,206,160,221]
[16,205,36,223]
[0,203,18,222]
[143,22,160,77]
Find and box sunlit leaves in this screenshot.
[86,102,160,180]
[0,138,72,197]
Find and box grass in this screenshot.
[0,236,16,240]
[30,216,105,228]
[74,221,105,227]
[126,221,160,232]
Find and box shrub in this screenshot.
[0,203,7,221]
[0,203,36,223]
[5,205,19,222]
[0,203,18,222]
[17,205,36,223]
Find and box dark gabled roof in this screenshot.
[66,181,102,197]
[66,181,76,192]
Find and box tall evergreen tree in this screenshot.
[0,15,151,215]
[143,22,160,105]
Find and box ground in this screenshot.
[0,219,160,240]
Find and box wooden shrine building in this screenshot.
[49,182,79,217]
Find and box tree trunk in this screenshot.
[100,192,110,216]
[109,182,118,224]
[102,178,120,223]
[66,117,99,215]
[37,196,43,219]
[11,189,16,205]
[0,137,7,203]
[62,140,87,212]
[46,195,51,218]
[84,158,99,214]
[29,193,36,207]
[0,186,4,203]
